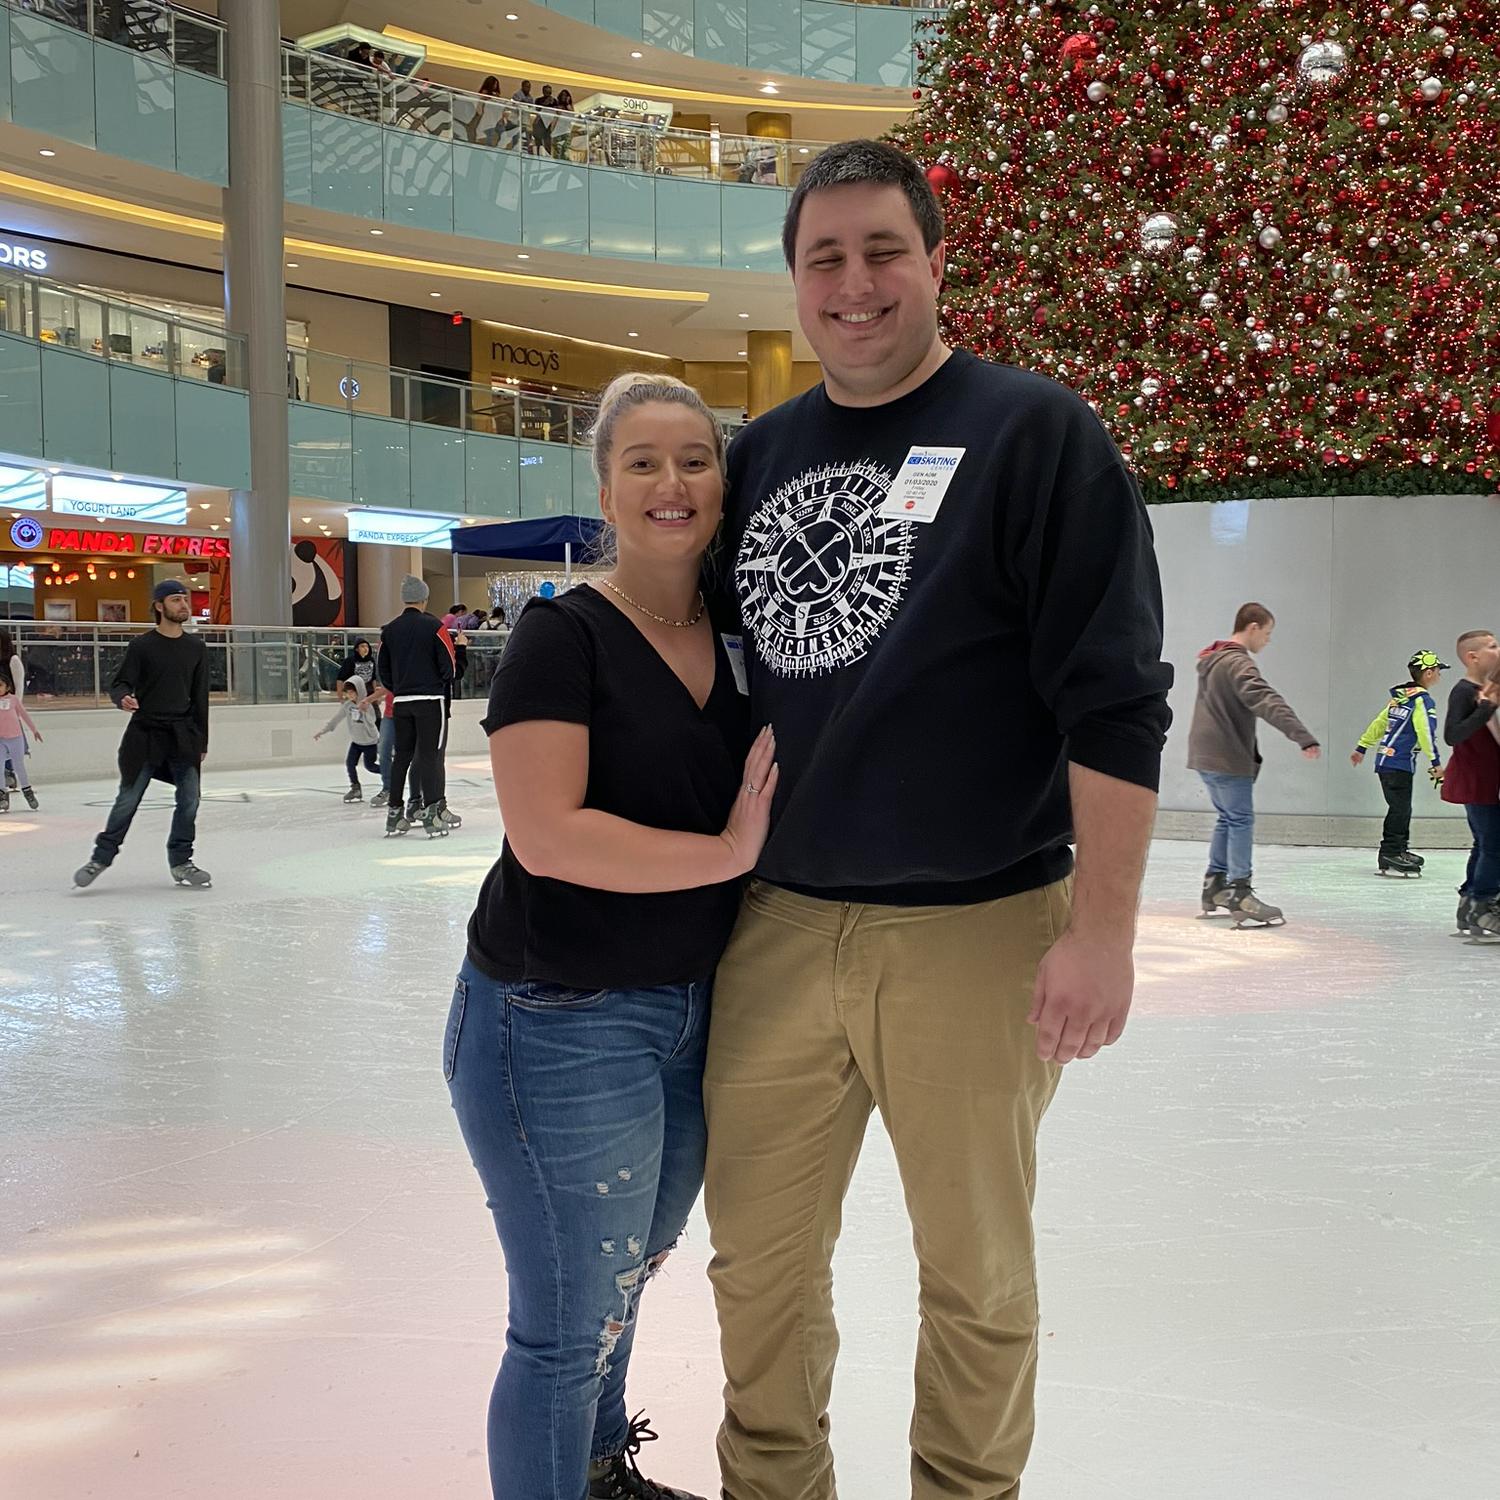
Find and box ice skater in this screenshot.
[376,577,456,837]
[74,580,211,890]
[1187,602,1321,926]
[1440,629,1500,939]
[1,627,26,791]
[708,141,1172,1500]
[445,372,771,1500]
[1350,650,1447,876]
[0,667,41,812]
[314,679,381,802]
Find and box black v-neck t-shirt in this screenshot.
[466,585,753,989]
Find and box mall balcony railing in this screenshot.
[10,621,511,710]
[8,0,220,74]
[0,268,246,387]
[281,49,831,189]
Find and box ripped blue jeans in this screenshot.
[444,958,710,1500]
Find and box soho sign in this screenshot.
[0,240,49,272]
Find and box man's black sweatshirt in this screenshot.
[377,608,454,699]
[108,629,209,783]
[717,350,1173,905]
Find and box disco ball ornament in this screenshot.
[1298,39,1349,87]
[1267,102,1289,124]
[925,162,960,194]
[1140,377,1161,397]
[1183,245,1204,265]
[1420,76,1443,101]
[1200,292,1220,311]
[1409,1,1430,18]
[1140,213,1180,254]
[1253,331,1275,352]
[1258,226,1284,250]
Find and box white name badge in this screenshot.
[721,633,750,696]
[878,446,966,523]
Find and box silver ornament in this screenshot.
[1253,331,1275,352]
[1140,377,1161,397]
[1409,1,1429,19]
[1183,245,1205,265]
[1267,102,1289,124]
[1420,76,1443,101]
[1140,212,1180,254]
[1258,226,1283,250]
[1298,39,1349,87]
[1200,292,1220,311]
[1087,80,1109,102]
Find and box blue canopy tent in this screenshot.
[450,515,605,588]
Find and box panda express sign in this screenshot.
[35,528,231,557]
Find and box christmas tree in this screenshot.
[893,2,1500,502]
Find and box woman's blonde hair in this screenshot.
[589,372,725,487]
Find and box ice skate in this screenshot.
[436,800,462,829]
[370,789,389,809]
[587,1413,705,1500]
[171,862,212,889]
[1198,871,1232,917]
[73,860,107,889]
[343,785,363,804]
[418,803,450,838]
[0,789,8,814]
[1467,899,1500,945]
[1377,850,1422,878]
[384,809,411,837]
[22,786,37,810]
[1452,894,1480,937]
[1224,877,1284,929]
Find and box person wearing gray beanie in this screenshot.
[377,577,455,836]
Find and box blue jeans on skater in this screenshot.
[344,741,377,785]
[1461,803,1500,903]
[1200,771,1255,881]
[93,760,200,868]
[377,716,394,793]
[443,959,711,1500]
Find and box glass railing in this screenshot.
[281,50,833,188]
[0,270,246,387]
[10,622,511,708]
[289,347,746,449]
[11,0,222,75]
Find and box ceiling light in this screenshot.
[286,261,299,268]
[301,516,312,523]
[630,50,642,58]
[39,148,57,158]
[369,228,384,236]
[198,501,211,509]
[798,147,809,155]
[505,11,518,18]
[737,350,746,356]
[517,253,530,260]
[738,312,750,319]
[209,524,220,530]
[760,83,779,95]
[430,291,443,298]
[627,331,638,338]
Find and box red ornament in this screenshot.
[925,163,960,195]
[1061,32,1100,67]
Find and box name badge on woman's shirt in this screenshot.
[721,634,749,695]
[878,446,966,523]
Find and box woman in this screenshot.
[444,372,776,1500]
[551,88,576,159]
[475,75,504,146]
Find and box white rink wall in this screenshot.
[1153,491,1497,844]
[24,698,491,784]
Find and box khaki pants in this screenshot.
[704,878,1068,1500]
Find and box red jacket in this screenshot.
[1440,680,1500,806]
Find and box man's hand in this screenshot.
[1429,764,1445,786]
[120,694,139,712]
[1349,749,1365,768]
[1480,680,1500,706]
[1303,745,1321,760]
[1028,930,1134,1064]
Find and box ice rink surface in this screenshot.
[1,755,1497,1500]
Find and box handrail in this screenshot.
[0,269,248,387]
[2,0,923,190]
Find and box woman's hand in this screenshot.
[719,727,779,878]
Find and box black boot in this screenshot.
[587,1414,705,1500]
[1200,870,1231,915]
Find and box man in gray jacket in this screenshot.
[1187,601,1321,925]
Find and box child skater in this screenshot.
[314,680,381,803]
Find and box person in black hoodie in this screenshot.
[704,140,1173,1500]
[377,576,455,836]
[74,580,211,889]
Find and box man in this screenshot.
[706,140,1173,1500]
[1439,628,1500,938]
[1350,649,1447,876]
[74,579,211,889]
[1186,602,1320,926]
[376,575,455,837]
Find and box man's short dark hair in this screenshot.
[783,139,944,270]
[1457,628,1496,660]
[1233,602,1274,633]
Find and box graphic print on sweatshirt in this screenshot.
[735,460,915,678]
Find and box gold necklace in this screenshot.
[597,577,705,629]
